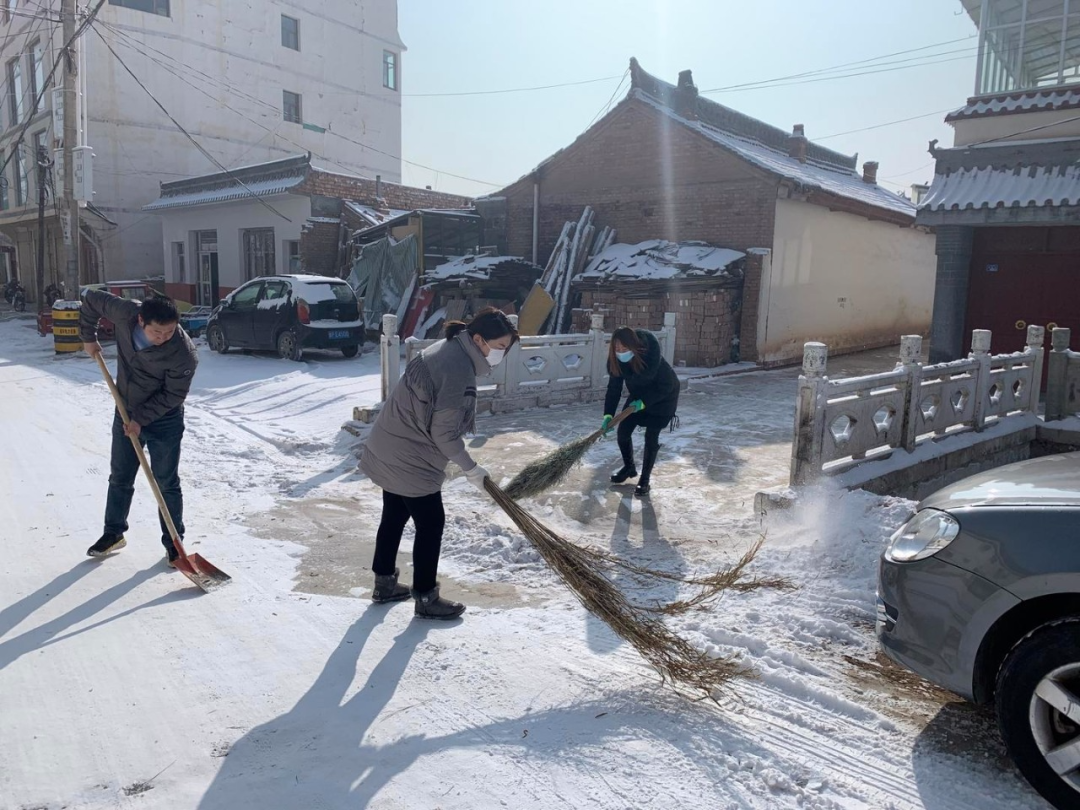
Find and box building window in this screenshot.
[977,0,1080,94]
[284,240,300,273]
[383,51,398,90]
[2,1,15,25]
[108,0,170,16]
[282,90,301,124]
[281,15,300,51]
[242,228,276,281]
[14,144,27,206]
[29,40,44,113]
[172,241,186,283]
[0,151,8,210]
[7,57,23,125]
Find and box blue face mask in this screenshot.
[616,350,634,363]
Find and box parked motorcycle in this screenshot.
[3,279,26,312]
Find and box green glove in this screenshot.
[601,414,614,436]
[629,399,645,412]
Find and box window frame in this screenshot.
[281,14,300,51]
[0,150,8,211]
[172,241,186,283]
[29,40,44,114]
[242,227,276,281]
[13,144,27,206]
[282,90,302,124]
[107,0,170,17]
[382,50,398,91]
[7,56,23,127]
[284,239,300,273]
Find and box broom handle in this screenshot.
[585,405,638,442]
[95,354,190,561]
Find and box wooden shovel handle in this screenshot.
[94,353,189,561]
[586,405,638,443]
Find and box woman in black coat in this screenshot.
[601,326,680,496]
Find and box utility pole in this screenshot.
[36,146,48,313]
[61,0,80,298]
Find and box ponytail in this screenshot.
[444,320,468,339]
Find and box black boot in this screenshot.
[610,434,638,483]
[412,584,465,620]
[372,567,411,604]
[635,443,661,497]
[87,533,126,557]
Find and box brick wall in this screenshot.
[300,221,342,277]
[571,284,742,367]
[499,99,776,362]
[297,169,472,212]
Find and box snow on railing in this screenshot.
[357,312,677,421]
[1047,327,1080,422]
[791,327,1049,485]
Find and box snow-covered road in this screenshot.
[0,317,1051,809]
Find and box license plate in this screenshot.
[329,330,349,340]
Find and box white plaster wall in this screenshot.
[0,0,402,282]
[952,107,1080,146]
[157,193,313,290]
[758,199,937,365]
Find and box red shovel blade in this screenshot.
[174,553,232,592]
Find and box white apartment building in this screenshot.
[0,0,404,301]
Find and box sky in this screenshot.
[397,0,978,199]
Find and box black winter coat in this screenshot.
[604,329,680,421]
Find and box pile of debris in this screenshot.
[535,207,616,334]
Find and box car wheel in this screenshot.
[341,345,359,358]
[207,325,229,354]
[996,618,1080,809]
[277,330,302,361]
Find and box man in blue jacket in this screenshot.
[79,290,199,565]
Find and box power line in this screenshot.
[90,25,294,222]
[586,69,629,130]
[403,74,623,98]
[816,108,956,140]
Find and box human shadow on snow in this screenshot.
[198,607,780,810]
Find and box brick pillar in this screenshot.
[928,225,974,364]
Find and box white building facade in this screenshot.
[0,0,404,301]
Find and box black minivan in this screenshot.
[205,275,364,361]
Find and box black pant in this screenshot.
[104,408,185,550]
[372,490,446,594]
[617,411,669,453]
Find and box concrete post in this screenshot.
[661,311,677,366]
[790,342,828,485]
[590,312,607,392]
[1046,328,1071,422]
[970,329,992,431]
[898,335,923,452]
[1026,325,1046,413]
[380,313,400,403]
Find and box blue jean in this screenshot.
[103,408,185,550]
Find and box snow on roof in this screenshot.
[632,91,916,220]
[581,240,745,281]
[144,174,306,211]
[947,88,1080,121]
[920,163,1080,211]
[426,255,537,281]
[344,202,411,227]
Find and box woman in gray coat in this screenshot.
[360,308,518,619]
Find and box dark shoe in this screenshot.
[412,584,465,620]
[372,567,411,604]
[164,543,180,569]
[635,443,661,498]
[610,464,638,484]
[87,533,126,557]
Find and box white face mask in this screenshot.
[486,347,506,367]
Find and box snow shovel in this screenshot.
[95,354,231,592]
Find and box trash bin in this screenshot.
[52,300,82,355]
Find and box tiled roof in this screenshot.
[947,88,1080,122]
[920,163,1080,211]
[631,90,916,220]
[144,154,311,212]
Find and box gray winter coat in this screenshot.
[360,332,489,497]
[78,289,199,426]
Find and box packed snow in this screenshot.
[0,317,1053,809]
